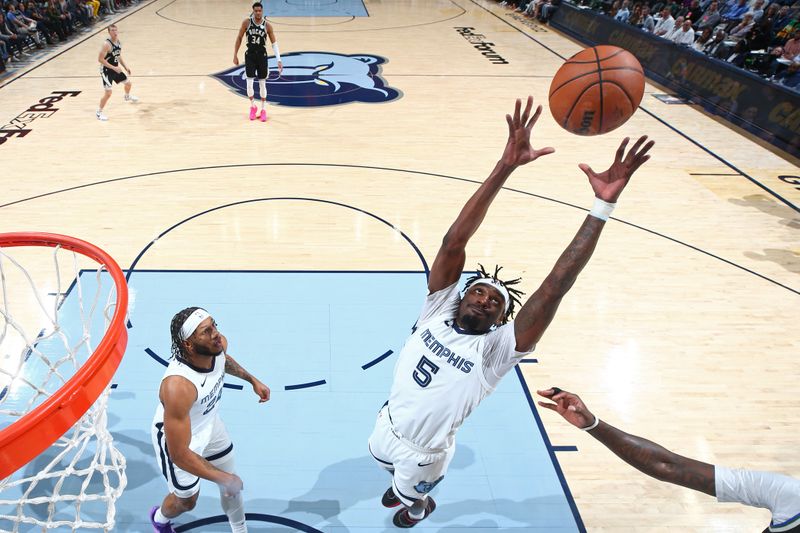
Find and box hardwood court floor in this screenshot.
[1,0,798,530]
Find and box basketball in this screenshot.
[548,45,645,136]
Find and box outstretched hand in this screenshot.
[536,388,596,429]
[579,135,654,203]
[501,96,555,168]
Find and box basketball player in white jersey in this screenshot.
[96,24,137,121]
[233,2,283,122]
[538,387,800,532]
[368,96,654,527]
[149,307,270,533]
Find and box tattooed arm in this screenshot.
[513,136,654,352]
[221,336,271,403]
[537,388,715,496]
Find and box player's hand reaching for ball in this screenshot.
[580,135,654,203]
[252,379,270,403]
[536,388,596,429]
[501,96,555,168]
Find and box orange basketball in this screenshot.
[549,45,645,136]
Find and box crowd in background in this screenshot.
[496,0,800,90]
[0,0,136,74]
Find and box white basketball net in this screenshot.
[0,244,127,532]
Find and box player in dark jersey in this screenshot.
[96,24,137,121]
[233,1,282,122]
[538,387,800,532]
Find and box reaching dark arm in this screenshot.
[537,388,715,496]
[590,420,716,496]
[513,215,604,351]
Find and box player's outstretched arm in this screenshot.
[161,376,244,495]
[537,387,716,496]
[221,335,270,402]
[428,96,554,294]
[512,136,653,352]
[233,19,247,65]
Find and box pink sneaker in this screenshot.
[260,109,267,122]
[249,106,257,121]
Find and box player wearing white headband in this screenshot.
[150,307,270,533]
[368,96,654,527]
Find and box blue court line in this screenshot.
[126,319,133,329]
[110,384,118,389]
[224,384,244,391]
[175,512,323,533]
[553,445,579,452]
[361,350,393,370]
[519,358,539,363]
[145,348,170,366]
[515,365,587,532]
[124,197,430,284]
[284,379,327,391]
[471,0,800,214]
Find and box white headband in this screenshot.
[468,278,511,313]
[181,308,210,340]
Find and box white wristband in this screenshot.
[589,197,615,221]
[581,416,600,431]
[272,43,281,63]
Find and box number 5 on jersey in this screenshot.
[413,356,440,388]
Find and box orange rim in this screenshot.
[0,232,128,479]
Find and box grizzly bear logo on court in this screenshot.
[212,51,401,107]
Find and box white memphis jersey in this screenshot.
[153,352,226,450]
[715,466,800,532]
[387,282,530,451]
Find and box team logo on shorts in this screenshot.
[414,475,444,494]
[212,51,401,107]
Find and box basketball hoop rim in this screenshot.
[0,232,129,479]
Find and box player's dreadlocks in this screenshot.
[464,264,524,324]
[170,306,201,359]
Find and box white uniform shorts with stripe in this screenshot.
[151,414,235,498]
[368,404,454,506]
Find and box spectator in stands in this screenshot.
[721,0,750,26]
[654,6,676,34]
[45,0,70,39]
[693,26,715,48]
[774,60,800,88]
[639,4,656,30]
[22,1,53,44]
[680,0,704,24]
[729,12,756,39]
[697,0,722,28]
[0,8,23,61]
[5,2,42,48]
[704,28,731,56]
[757,3,781,33]
[615,0,631,21]
[747,0,766,22]
[672,17,697,43]
[539,0,561,21]
[724,38,751,66]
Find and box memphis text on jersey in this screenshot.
[420,328,475,373]
[200,372,225,415]
[0,91,81,146]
